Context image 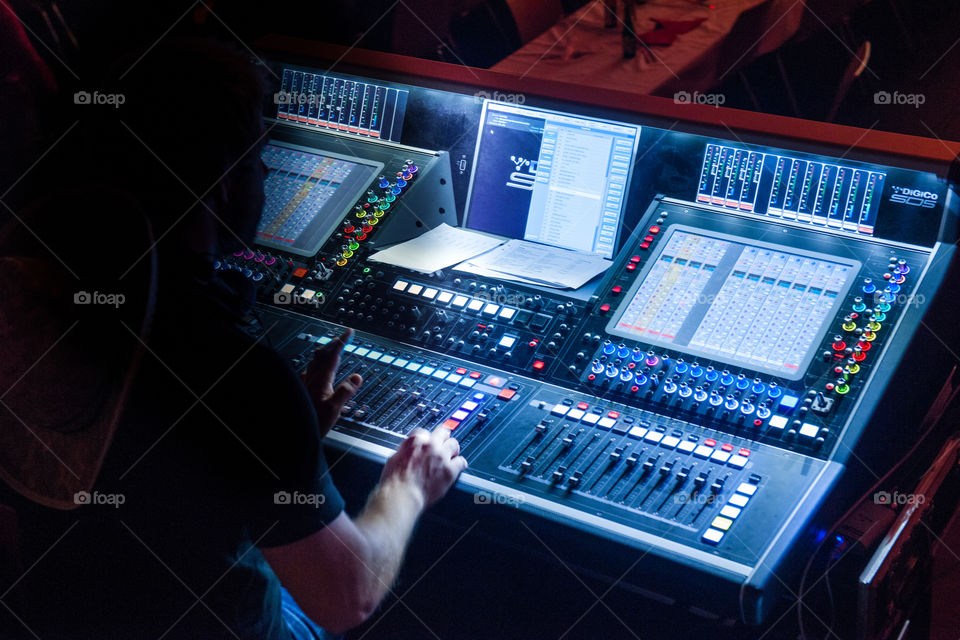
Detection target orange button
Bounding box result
[639,241,650,250]
[469,371,482,379]
[292,267,308,278]
[498,389,517,400]
[456,367,467,375]
[649,226,661,234]
[441,419,459,430]
[704,439,716,447]
[532,360,545,370]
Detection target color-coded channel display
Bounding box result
[276,68,408,142]
[696,144,885,235]
[256,143,381,256]
[607,227,859,380]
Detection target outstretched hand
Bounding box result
[302,329,363,438]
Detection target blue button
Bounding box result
[602,341,616,356]
[616,345,630,359]
[779,394,799,410]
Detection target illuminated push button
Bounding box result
[711,516,733,531]
[421,288,438,300]
[467,299,484,312]
[799,423,819,438]
[778,394,799,410]
[862,278,876,294]
[393,280,410,292]
[452,295,469,308]
[597,417,617,430]
[644,431,664,444]
[628,426,648,439]
[648,225,661,235]
[728,493,749,508]
[677,440,697,453]
[567,409,585,420]
[436,291,454,304]
[736,482,757,496]
[719,505,742,519]
[661,435,681,449]
[498,307,516,320]
[702,529,724,545]
[482,303,500,317]
[581,413,600,425]
[768,415,788,430]
[710,450,731,464]
[407,284,424,296]
[728,455,749,469]
[551,404,570,416]
[611,286,622,295]
[693,445,713,458]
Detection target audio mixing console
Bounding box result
[219,45,959,624]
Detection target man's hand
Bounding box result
[381,427,468,509]
[302,329,363,438]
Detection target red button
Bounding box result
[639,241,650,250]
[455,367,467,375]
[442,419,459,430]
[704,439,716,447]
[611,286,622,295]
[738,448,751,457]
[469,371,482,379]
[649,226,661,235]
[599,304,611,313]
[607,411,620,418]
[577,402,589,410]
[292,267,308,278]
[630,255,641,263]
[644,235,654,243]
[626,264,636,271]
[721,443,734,452]
[498,389,516,400]
[532,360,545,370]
[528,340,538,348]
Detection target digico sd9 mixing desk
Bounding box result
[227,38,960,625]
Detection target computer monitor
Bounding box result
[464,101,640,259]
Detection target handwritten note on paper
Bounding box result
[368,224,506,274]
[455,239,611,289]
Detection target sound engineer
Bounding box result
[0,37,466,640]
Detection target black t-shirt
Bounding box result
[0,278,344,639]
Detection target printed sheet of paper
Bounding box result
[455,239,611,289]
[368,224,506,274]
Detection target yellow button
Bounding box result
[711,516,733,531]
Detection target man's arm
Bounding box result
[261,332,467,634]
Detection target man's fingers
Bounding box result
[441,435,460,458]
[430,425,451,445]
[306,329,353,390]
[451,455,468,473]
[314,374,362,427]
